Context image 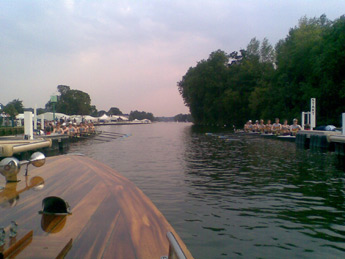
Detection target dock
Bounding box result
[250,130,345,155]
[0,131,121,159]
[0,133,94,159]
[295,130,345,155]
[234,130,345,156]
[0,138,52,157]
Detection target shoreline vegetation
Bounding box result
[1,84,193,129]
[178,15,345,128]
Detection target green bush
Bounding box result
[0,127,24,136]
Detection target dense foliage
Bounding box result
[2,99,24,117]
[2,86,157,122]
[129,110,155,121]
[178,15,345,127]
[0,99,24,126]
[108,107,123,115]
[46,85,93,115]
[174,113,193,122]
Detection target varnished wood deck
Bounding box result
[0,155,193,258]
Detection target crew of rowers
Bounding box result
[42,121,96,136]
[244,118,302,136]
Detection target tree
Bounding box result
[57,89,91,115]
[46,85,94,115]
[178,41,276,126]
[97,110,107,117]
[260,38,275,63]
[272,15,336,124]
[178,50,229,125]
[90,105,98,117]
[246,37,260,59]
[178,15,345,127]
[37,108,45,115]
[174,114,193,122]
[5,99,24,114]
[317,15,345,124]
[108,107,123,115]
[57,85,71,95]
[129,110,155,121]
[3,99,23,127]
[4,104,18,118]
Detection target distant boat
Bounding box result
[0,153,193,258]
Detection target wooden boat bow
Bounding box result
[0,155,193,259]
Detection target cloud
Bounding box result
[1,0,345,116]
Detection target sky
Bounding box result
[1,1,344,116]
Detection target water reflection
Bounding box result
[41,214,67,233]
[183,129,345,258]
[0,176,45,208]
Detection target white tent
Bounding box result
[69,115,98,123]
[84,115,98,122]
[98,114,110,121]
[16,113,37,119]
[69,115,83,123]
[16,113,25,119]
[110,115,129,121]
[37,112,69,121]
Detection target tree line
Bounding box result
[178,15,345,127]
[1,85,157,123]
[174,114,193,122]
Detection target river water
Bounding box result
[68,122,345,258]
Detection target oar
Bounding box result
[71,135,94,139]
[95,135,122,140]
[91,138,112,142]
[101,133,127,137]
[97,131,128,136]
[100,133,131,138]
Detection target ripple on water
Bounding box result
[67,124,345,259]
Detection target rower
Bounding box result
[290,118,302,136]
[79,123,85,136]
[53,124,64,135]
[62,123,68,134]
[281,119,290,135]
[272,118,282,135]
[244,122,249,132]
[248,120,254,132]
[258,119,265,133]
[67,123,76,136]
[253,120,259,132]
[264,120,272,134]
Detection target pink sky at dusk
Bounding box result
[1,0,345,116]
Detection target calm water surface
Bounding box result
[68,123,345,258]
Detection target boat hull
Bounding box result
[0,155,193,258]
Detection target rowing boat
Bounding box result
[0,154,193,258]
